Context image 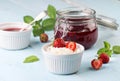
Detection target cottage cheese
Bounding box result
[46,45,81,55]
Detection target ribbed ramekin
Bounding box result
[0,22,32,50]
[42,43,84,74]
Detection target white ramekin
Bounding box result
[0,22,32,50]
[42,43,84,74]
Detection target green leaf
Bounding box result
[35,19,42,26]
[47,4,56,19]
[34,20,42,28]
[112,45,120,54]
[33,27,44,37]
[24,15,34,24]
[23,55,39,63]
[97,48,112,57]
[97,48,107,55]
[105,50,112,57]
[42,18,55,31]
[33,25,39,29]
[104,41,111,49]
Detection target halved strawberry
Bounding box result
[91,59,103,70]
[66,42,76,51]
[53,38,65,48]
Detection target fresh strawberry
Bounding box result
[99,53,110,64]
[53,38,65,48]
[66,41,76,51]
[91,59,103,70]
[40,33,48,43]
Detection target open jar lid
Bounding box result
[57,7,96,18]
[57,7,119,30]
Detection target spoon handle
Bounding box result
[30,11,47,25]
[20,11,47,32]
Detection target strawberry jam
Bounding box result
[3,28,26,32]
[55,8,98,49]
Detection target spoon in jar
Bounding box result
[19,11,47,32]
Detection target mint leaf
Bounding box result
[24,15,34,24]
[97,48,107,55]
[47,5,56,19]
[97,48,112,57]
[113,45,120,54]
[105,50,112,57]
[35,20,42,27]
[33,25,39,29]
[23,55,39,63]
[33,27,44,37]
[42,18,55,31]
[104,41,111,49]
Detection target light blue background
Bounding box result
[0,0,120,81]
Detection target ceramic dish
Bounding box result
[0,22,32,50]
[42,42,84,74]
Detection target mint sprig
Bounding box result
[97,41,120,57]
[97,41,112,57]
[23,4,56,37]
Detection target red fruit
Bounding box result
[66,42,76,51]
[53,38,65,48]
[99,53,110,63]
[91,59,103,70]
[40,33,48,43]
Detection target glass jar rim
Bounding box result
[57,7,96,17]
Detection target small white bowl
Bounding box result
[42,42,84,74]
[0,22,32,50]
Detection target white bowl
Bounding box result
[0,22,32,50]
[42,42,84,74]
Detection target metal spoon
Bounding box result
[19,11,47,32]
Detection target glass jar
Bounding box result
[54,8,98,49]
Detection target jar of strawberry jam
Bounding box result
[54,8,98,49]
